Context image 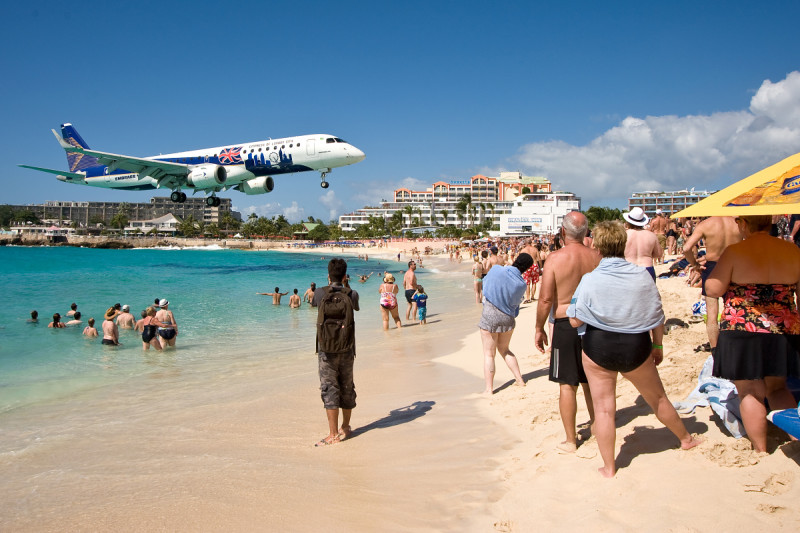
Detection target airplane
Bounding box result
[20,123,366,206]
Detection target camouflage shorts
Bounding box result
[318,351,357,410]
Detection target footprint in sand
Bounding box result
[757,503,787,514]
[745,471,794,495]
[493,519,514,532]
[704,440,762,467]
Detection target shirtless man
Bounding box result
[258,287,289,305]
[682,216,742,349]
[116,304,136,329]
[649,209,668,262]
[403,260,418,320]
[289,289,301,308]
[304,283,317,306]
[485,246,501,273]
[535,212,600,453]
[622,207,662,280]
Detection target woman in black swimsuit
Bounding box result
[141,306,165,351]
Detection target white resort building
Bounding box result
[497,192,582,236]
[338,171,571,234]
[628,189,716,218]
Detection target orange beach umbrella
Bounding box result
[671,152,800,218]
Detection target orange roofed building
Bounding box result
[339,172,554,232]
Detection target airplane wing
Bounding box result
[18,165,86,179]
[52,129,189,188]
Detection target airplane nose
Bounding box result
[349,147,366,163]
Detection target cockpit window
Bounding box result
[326,138,335,144]
[335,138,347,143]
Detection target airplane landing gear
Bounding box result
[206,195,221,207]
[319,168,331,189]
[321,181,329,189]
[171,191,187,203]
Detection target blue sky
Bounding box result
[3,1,800,221]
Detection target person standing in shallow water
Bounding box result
[478,253,532,394]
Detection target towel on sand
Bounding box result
[673,355,745,438]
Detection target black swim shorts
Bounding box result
[582,324,651,373]
[700,261,717,297]
[405,288,416,304]
[549,318,587,386]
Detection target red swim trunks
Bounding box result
[522,264,540,284]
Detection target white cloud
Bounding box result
[511,71,800,207]
[319,190,343,222]
[281,201,305,223]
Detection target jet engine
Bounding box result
[187,165,227,188]
[240,176,275,195]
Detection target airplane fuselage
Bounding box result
[67,134,364,194]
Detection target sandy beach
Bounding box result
[2,241,799,532]
[280,241,800,530]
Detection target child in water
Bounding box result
[83,317,98,337]
[413,285,428,325]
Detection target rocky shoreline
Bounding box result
[0,234,297,250]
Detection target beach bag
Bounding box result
[316,286,355,354]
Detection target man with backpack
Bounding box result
[312,258,360,446]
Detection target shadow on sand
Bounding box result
[350,400,435,440]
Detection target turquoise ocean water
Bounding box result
[0,245,446,414]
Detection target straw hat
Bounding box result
[622,207,649,227]
[104,307,119,320]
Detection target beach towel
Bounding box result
[673,355,746,438]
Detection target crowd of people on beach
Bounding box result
[31,298,178,350]
[469,210,800,477]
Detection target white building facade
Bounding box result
[497,192,581,236]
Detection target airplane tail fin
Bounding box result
[60,123,100,172]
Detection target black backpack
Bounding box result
[316,286,355,354]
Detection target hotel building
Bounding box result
[627,189,716,218]
[338,171,554,231]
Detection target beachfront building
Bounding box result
[628,189,717,218]
[4,197,241,228]
[497,192,582,236]
[124,214,181,235]
[339,172,553,232]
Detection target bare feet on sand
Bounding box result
[314,435,340,447]
[681,434,703,450]
[338,425,353,441]
[556,441,577,454]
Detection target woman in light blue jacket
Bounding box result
[478,253,533,394]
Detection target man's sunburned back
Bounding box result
[650,215,667,235]
[625,228,661,267]
[403,269,416,290]
[692,216,742,261]
[547,243,600,318]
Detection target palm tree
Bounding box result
[403,205,414,228]
[439,208,449,227]
[247,212,257,222]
